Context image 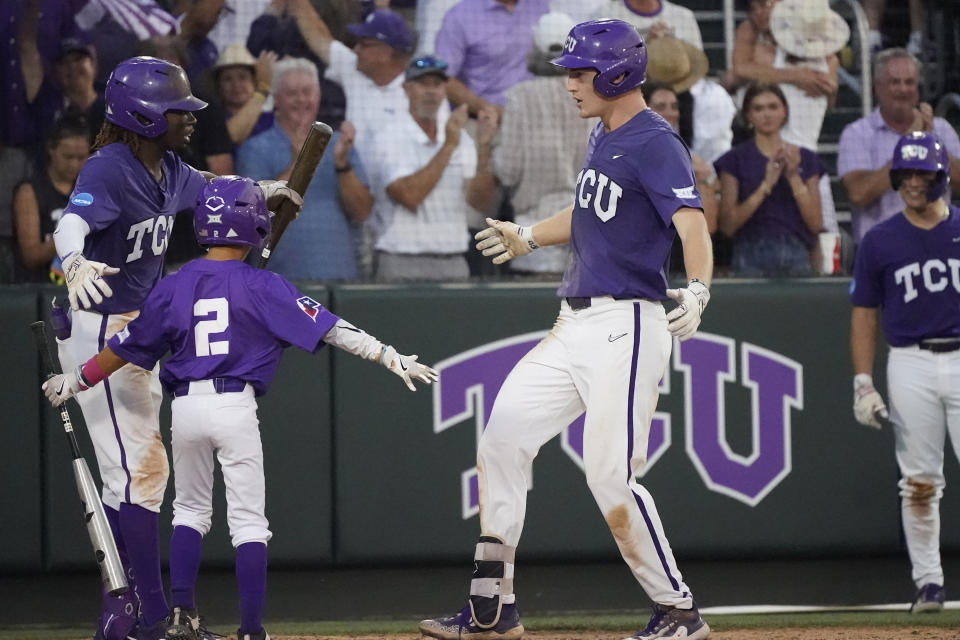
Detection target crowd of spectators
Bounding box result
[1,0,957,285]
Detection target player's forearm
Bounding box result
[53,214,91,259]
[386,144,455,211]
[530,205,573,247]
[850,306,878,375]
[842,165,891,208]
[323,320,385,361]
[674,208,713,286]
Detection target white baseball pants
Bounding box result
[887,346,960,588]
[170,383,272,547]
[477,297,693,607]
[57,310,168,512]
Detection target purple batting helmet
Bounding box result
[550,19,647,97]
[890,131,950,203]
[104,56,207,138]
[194,176,271,249]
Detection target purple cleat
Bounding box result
[419,602,524,640]
[625,602,710,639]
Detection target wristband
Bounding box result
[518,226,539,252]
[335,164,352,174]
[80,355,109,388]
[853,373,873,391]
[255,86,270,98]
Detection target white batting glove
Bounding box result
[62,251,120,311]
[475,217,539,265]
[258,180,304,216]
[41,367,89,407]
[379,345,439,392]
[665,279,710,342]
[853,373,889,429]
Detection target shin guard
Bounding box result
[468,535,515,629]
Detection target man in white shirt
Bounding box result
[592,0,702,50]
[366,56,498,281]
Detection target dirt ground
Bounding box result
[266,630,960,640]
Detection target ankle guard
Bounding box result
[468,535,515,629]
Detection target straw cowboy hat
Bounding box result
[770,0,850,59]
[214,43,257,72]
[644,37,709,94]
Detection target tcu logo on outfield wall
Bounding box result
[432,332,803,519]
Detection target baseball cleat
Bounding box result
[95,588,141,640]
[910,583,945,613]
[165,606,199,640]
[626,602,710,639]
[237,628,271,640]
[419,602,524,640]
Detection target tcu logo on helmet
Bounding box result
[433,332,803,518]
[564,35,577,52]
[901,144,929,161]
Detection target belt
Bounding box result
[173,377,248,397]
[918,339,960,353]
[565,297,592,310]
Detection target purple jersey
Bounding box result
[558,110,701,300]
[63,143,207,314]
[850,205,960,346]
[107,259,340,396]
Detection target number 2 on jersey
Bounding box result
[194,297,229,357]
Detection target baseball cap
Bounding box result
[57,36,95,62]
[347,10,414,52]
[405,56,448,81]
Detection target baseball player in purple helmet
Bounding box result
[420,19,712,640]
[43,176,438,640]
[851,131,959,614]
[50,57,302,640]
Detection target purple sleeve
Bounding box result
[175,156,208,212]
[634,132,702,225]
[799,148,825,181]
[107,281,175,370]
[434,9,466,77]
[713,147,737,178]
[255,273,340,353]
[63,157,123,231]
[850,233,882,308]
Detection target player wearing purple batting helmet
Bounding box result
[851,130,960,613]
[105,56,207,138]
[550,19,647,97]
[421,17,712,640]
[890,131,950,204]
[194,176,271,250]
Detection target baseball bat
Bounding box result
[257,121,334,268]
[31,320,129,596]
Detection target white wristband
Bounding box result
[853,373,874,391]
[518,226,539,252]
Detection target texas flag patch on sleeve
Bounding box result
[296,296,321,321]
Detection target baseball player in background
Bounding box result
[43,176,439,640]
[51,57,301,640]
[419,19,713,640]
[850,131,960,613]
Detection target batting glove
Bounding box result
[258,180,304,216]
[665,279,710,342]
[62,251,120,311]
[379,345,439,392]
[41,367,90,407]
[475,217,539,265]
[853,373,890,429]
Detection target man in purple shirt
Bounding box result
[850,132,960,615]
[838,48,960,243]
[51,56,301,640]
[435,0,549,112]
[420,20,712,640]
[44,176,437,640]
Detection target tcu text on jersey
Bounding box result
[125,215,175,263]
[576,169,623,222]
[894,258,960,302]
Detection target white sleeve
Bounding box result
[325,40,356,85]
[53,213,91,259]
[323,319,386,362]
